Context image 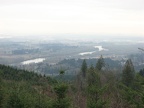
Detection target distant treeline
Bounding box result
[12,49,39,55]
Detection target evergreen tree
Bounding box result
[122,59,135,87]
[87,65,106,108]
[96,55,105,71]
[53,83,70,108]
[81,59,87,78]
[87,65,99,87]
[52,71,70,108]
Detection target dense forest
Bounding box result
[0,55,144,108]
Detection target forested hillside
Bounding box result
[0,56,144,108]
[0,64,58,108]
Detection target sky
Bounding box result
[0,0,144,37]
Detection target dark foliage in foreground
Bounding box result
[0,56,144,108]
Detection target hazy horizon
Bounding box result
[0,34,144,42]
[0,0,144,36]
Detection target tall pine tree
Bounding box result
[96,55,105,71]
[87,65,106,108]
[122,59,135,87]
[81,59,87,78]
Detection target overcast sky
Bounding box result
[0,0,144,36]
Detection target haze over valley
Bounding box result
[0,35,144,75]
